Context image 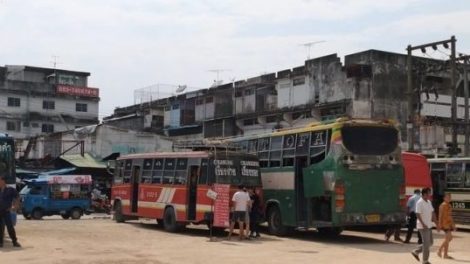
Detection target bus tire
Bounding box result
[267,206,288,236]
[32,208,43,220]
[163,207,181,233]
[317,227,343,237]
[70,208,82,220]
[114,201,125,223]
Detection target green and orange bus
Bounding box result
[227,118,406,236]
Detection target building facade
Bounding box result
[0,65,100,154]
[104,49,469,156]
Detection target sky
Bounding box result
[1,0,470,119]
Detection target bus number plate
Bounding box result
[366,214,380,223]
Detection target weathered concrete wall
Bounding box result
[306,54,350,104]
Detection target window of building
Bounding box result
[6,121,20,132]
[235,90,243,97]
[293,77,305,86]
[244,89,254,96]
[76,103,88,112]
[172,104,179,110]
[196,98,204,105]
[206,96,213,103]
[7,97,20,107]
[265,115,278,123]
[31,123,39,128]
[41,124,54,133]
[243,118,259,126]
[43,100,55,110]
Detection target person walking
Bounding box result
[0,175,21,248]
[404,189,423,244]
[385,225,402,242]
[249,187,262,238]
[411,188,438,264]
[228,185,251,240]
[437,193,456,259]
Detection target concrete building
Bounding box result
[0,65,100,154]
[104,49,470,156]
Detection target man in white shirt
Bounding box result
[228,185,251,240]
[411,188,439,264]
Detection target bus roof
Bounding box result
[428,157,470,163]
[226,117,397,141]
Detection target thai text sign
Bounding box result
[56,85,99,97]
[213,184,230,228]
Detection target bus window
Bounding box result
[240,160,261,186]
[258,138,269,167]
[269,136,282,167]
[296,133,310,156]
[447,163,464,188]
[142,159,153,183]
[175,158,188,184]
[151,159,164,183]
[341,126,398,155]
[248,140,258,154]
[310,130,328,164]
[123,160,132,183]
[282,134,296,167]
[114,161,124,184]
[163,158,176,184]
[465,164,470,188]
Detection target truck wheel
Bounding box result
[23,213,31,220]
[61,213,71,219]
[70,208,82,220]
[267,206,288,236]
[32,208,43,220]
[114,201,125,223]
[163,207,181,232]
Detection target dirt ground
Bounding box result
[1,215,469,264]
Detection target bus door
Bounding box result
[295,156,308,226]
[130,166,141,213]
[187,165,199,220]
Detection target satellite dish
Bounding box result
[176,85,187,93]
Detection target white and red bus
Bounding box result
[111,151,261,232]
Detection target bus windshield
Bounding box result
[341,126,398,155]
[213,158,261,186]
[0,142,15,183]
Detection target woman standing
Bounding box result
[437,193,456,259]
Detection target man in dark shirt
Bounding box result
[0,175,21,247]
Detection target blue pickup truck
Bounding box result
[20,175,92,220]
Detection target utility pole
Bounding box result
[406,45,414,151]
[457,54,470,155]
[406,36,457,154]
[450,36,458,156]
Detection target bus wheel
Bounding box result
[113,201,125,223]
[267,206,288,236]
[317,227,343,237]
[32,208,43,220]
[61,213,71,219]
[70,208,82,220]
[163,207,181,233]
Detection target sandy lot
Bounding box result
[1,215,469,264]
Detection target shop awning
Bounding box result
[59,153,106,169]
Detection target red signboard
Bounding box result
[213,184,230,228]
[56,85,99,97]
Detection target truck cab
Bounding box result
[20,175,92,220]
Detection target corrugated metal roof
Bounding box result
[60,153,106,169]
